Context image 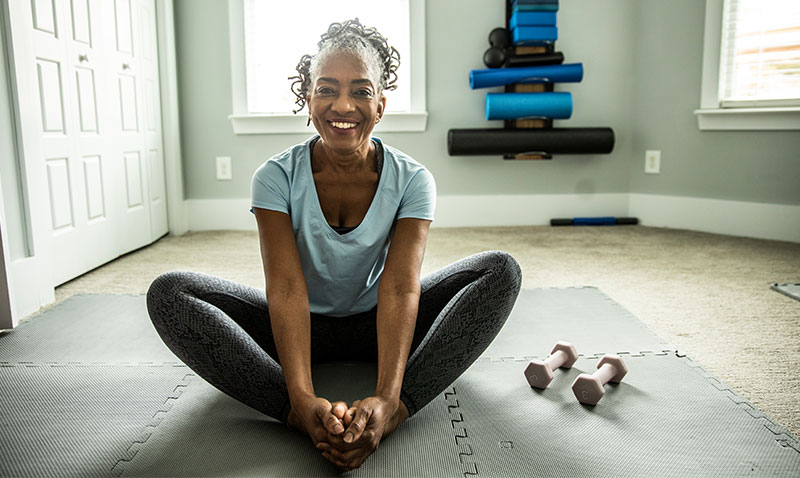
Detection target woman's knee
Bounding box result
[474,250,522,291]
[146,271,206,323]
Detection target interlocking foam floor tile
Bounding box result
[451,354,800,477]
[0,294,178,363]
[0,363,192,477]
[118,371,469,477]
[482,288,674,359]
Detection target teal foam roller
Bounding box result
[470,63,583,89]
[486,92,572,120]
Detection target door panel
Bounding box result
[45,157,73,231]
[69,0,91,45]
[35,58,65,132]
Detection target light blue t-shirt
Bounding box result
[250,135,436,317]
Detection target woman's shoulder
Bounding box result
[254,137,313,175]
[378,139,429,174]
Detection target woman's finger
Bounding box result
[316,405,344,435]
[343,403,372,443]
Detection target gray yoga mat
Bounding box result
[482,287,674,359]
[1,290,798,477]
[0,294,179,363]
[0,363,191,477]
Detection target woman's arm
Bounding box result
[253,208,345,441]
[254,208,314,403]
[374,217,431,403]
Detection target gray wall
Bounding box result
[173,0,799,205]
[174,0,636,200]
[629,0,800,205]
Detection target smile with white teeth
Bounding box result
[329,120,358,129]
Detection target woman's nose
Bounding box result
[331,93,355,113]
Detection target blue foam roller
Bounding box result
[573,217,617,226]
[510,11,557,29]
[485,92,572,120]
[470,63,583,89]
[512,26,558,45]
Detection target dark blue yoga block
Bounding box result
[513,4,559,12]
[512,26,558,45]
[512,0,559,5]
[485,92,572,120]
[509,11,557,29]
[470,63,583,89]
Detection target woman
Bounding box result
[147,19,522,471]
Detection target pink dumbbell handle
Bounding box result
[544,350,569,371]
[593,363,619,385]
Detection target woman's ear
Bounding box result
[377,94,387,117]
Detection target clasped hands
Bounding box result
[288,394,400,472]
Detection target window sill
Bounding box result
[694,107,800,131]
[228,111,428,135]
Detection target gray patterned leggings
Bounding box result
[146,250,521,422]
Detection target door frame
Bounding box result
[0,0,186,324]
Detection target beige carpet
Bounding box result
[48,225,800,436]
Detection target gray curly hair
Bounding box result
[288,18,401,115]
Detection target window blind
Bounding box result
[719,0,800,107]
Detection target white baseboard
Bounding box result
[185,194,631,232]
[629,194,800,243]
[185,194,800,243]
[432,194,630,227]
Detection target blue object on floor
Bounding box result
[485,92,572,120]
[470,63,583,89]
[509,11,557,29]
[512,26,558,45]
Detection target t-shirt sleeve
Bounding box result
[250,159,290,215]
[396,168,436,221]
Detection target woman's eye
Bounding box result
[355,89,373,97]
[317,87,335,94]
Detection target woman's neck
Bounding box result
[312,138,375,175]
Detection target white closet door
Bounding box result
[6,0,167,286]
[137,0,167,241]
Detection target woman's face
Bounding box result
[307,51,386,156]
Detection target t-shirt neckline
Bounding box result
[304,135,387,240]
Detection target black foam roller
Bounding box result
[507,51,564,68]
[447,128,616,156]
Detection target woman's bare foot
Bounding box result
[286,407,304,432]
[383,400,409,438]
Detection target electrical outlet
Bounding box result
[645,150,661,174]
[216,156,232,180]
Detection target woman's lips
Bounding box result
[327,120,359,134]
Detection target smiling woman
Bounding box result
[146,18,522,473]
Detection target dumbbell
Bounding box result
[524,341,578,389]
[483,27,510,68]
[571,354,628,405]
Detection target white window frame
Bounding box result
[227,0,427,135]
[694,0,800,130]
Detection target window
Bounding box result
[695,0,800,130]
[228,0,427,134]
